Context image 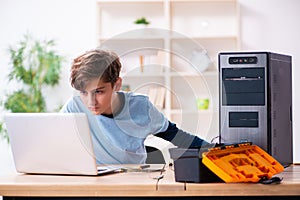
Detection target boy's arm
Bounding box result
[154,121,210,148]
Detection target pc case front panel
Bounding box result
[219,53,269,151]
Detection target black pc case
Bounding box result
[219,52,293,166]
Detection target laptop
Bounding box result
[4,113,120,175]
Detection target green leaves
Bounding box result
[134,17,150,25]
[0,33,64,142]
[4,90,46,113]
[7,34,63,89]
[0,122,9,143]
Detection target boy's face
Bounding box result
[79,78,121,115]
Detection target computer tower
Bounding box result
[219,52,293,166]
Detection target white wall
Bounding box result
[0,0,98,109]
[0,0,299,176]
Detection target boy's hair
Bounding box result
[70,49,121,91]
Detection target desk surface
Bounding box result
[0,165,300,197]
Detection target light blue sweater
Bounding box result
[61,92,169,164]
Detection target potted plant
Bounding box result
[134,17,150,27]
[0,33,64,142]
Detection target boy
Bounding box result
[61,49,210,164]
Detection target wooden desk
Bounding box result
[159,164,300,196]
[0,165,300,199]
[0,169,163,197]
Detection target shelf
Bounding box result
[100,29,239,41]
[121,72,165,78]
[170,109,216,114]
[170,35,239,40]
[97,0,239,138]
[121,66,218,78]
[99,28,170,41]
[97,1,166,38]
[99,38,165,57]
[98,0,164,2]
[170,0,237,2]
[169,71,217,77]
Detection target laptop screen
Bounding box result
[4,113,99,175]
